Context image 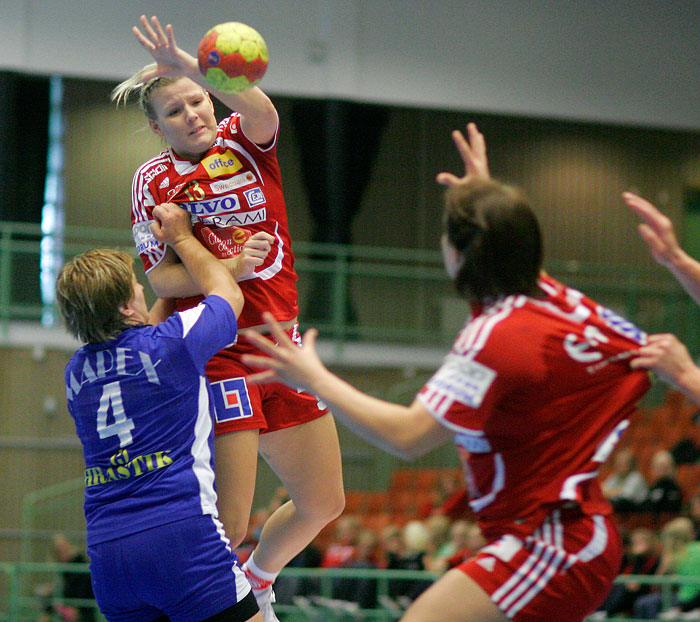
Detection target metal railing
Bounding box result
[1,220,698,351]
[1,562,698,622]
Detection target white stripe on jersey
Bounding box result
[469,453,505,512]
[454,295,522,359]
[573,515,608,563]
[238,221,284,282]
[219,138,266,183]
[210,516,253,599]
[192,375,218,515]
[179,304,206,338]
[490,512,608,619]
[131,153,171,271]
[420,296,518,429]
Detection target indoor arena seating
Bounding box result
[313,467,463,550]
[602,391,700,532]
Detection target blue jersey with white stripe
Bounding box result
[65,295,237,545]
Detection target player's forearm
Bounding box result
[671,364,700,407]
[309,370,442,459]
[148,257,240,298]
[666,250,700,306]
[148,261,205,298]
[170,236,243,314]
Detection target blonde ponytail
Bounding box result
[111,64,181,121]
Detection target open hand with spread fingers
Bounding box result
[436,122,490,187]
[242,312,326,393]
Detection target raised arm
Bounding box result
[133,15,278,144]
[150,202,243,315]
[436,122,490,187]
[241,313,453,460]
[624,191,700,305]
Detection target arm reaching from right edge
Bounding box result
[631,334,700,406]
[150,202,244,316]
[624,192,700,406]
[241,313,453,461]
[624,191,700,304]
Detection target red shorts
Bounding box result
[458,509,622,622]
[206,325,328,435]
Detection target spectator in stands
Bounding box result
[386,520,433,606]
[422,514,453,570]
[445,522,486,571]
[602,447,649,513]
[641,450,684,514]
[689,493,700,540]
[38,533,96,622]
[321,515,363,568]
[634,517,700,619]
[594,527,660,618]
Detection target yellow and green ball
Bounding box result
[197,22,269,93]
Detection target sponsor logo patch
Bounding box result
[132,220,158,252]
[202,150,243,178]
[428,354,496,409]
[597,305,647,343]
[244,187,265,207]
[197,207,267,228]
[211,172,257,194]
[211,378,253,422]
[182,194,241,216]
[144,163,168,183]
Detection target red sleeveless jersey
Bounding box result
[418,275,651,542]
[130,112,298,329]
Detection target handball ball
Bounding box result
[197,22,269,93]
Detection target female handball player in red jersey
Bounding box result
[112,15,344,621]
[242,124,652,622]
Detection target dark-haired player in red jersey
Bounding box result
[112,15,344,622]
[241,123,652,622]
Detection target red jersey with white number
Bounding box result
[418,274,650,542]
[130,112,298,329]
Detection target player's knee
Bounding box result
[301,487,345,524]
[327,488,346,521]
[220,514,250,549]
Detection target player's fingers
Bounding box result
[261,311,296,346]
[165,23,177,48]
[451,130,473,163]
[646,333,672,344]
[244,369,279,385]
[149,16,168,44]
[139,15,159,43]
[250,231,275,243]
[242,330,279,356]
[245,240,271,253]
[242,353,280,370]
[132,26,152,49]
[436,172,461,187]
[630,355,655,370]
[624,192,665,228]
[466,123,485,155]
[637,225,665,255]
[302,328,319,350]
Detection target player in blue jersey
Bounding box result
[56,202,263,622]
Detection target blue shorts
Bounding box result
[88,515,252,622]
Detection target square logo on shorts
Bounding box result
[211,378,253,422]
